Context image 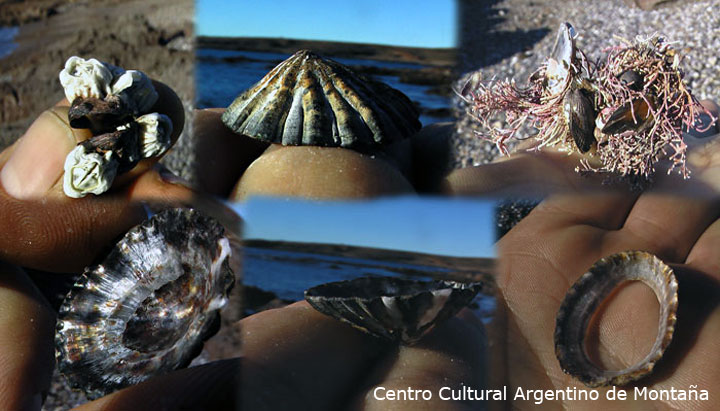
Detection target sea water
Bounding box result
[196,48,453,125]
[0,26,19,59]
[243,245,496,323]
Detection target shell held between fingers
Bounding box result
[59,56,173,198]
[55,208,235,400]
[554,251,678,387]
[304,276,483,345]
[221,49,421,149]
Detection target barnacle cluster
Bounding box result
[59,57,173,198]
[462,23,715,179]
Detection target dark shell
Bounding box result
[55,208,235,399]
[221,50,421,149]
[555,251,678,387]
[601,97,655,135]
[304,276,482,344]
[565,88,597,153]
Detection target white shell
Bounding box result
[135,113,173,158]
[59,56,158,115]
[59,56,115,102]
[63,144,119,198]
[111,70,159,114]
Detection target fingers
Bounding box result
[685,218,720,281]
[351,311,487,411]
[0,165,239,272]
[192,108,269,196]
[0,80,184,201]
[441,150,608,198]
[608,193,720,262]
[0,181,148,271]
[75,359,241,411]
[0,262,55,410]
[0,107,92,199]
[239,301,390,410]
[104,304,486,411]
[128,167,243,238]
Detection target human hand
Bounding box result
[0,80,193,273]
[0,82,245,409]
[4,300,483,410]
[442,101,720,409]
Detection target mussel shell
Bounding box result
[618,70,644,92]
[554,251,678,387]
[304,276,482,344]
[550,22,576,69]
[221,50,421,149]
[601,97,655,135]
[565,88,597,153]
[55,208,234,399]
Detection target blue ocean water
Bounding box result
[0,26,19,59]
[196,48,453,125]
[243,246,496,322]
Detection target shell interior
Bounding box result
[221,49,421,149]
[304,276,482,344]
[55,208,235,399]
[554,250,678,387]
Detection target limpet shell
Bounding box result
[304,276,482,344]
[554,251,678,387]
[55,208,234,399]
[221,49,421,149]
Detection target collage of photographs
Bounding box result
[0,0,718,409]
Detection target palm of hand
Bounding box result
[493,147,720,409]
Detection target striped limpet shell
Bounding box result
[554,251,678,387]
[55,208,234,399]
[304,276,482,344]
[221,49,421,149]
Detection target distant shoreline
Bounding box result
[197,36,456,67]
[244,238,496,279]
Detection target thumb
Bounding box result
[0,107,91,200]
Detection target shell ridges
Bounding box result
[305,276,482,345]
[221,50,421,149]
[55,208,234,399]
[554,250,678,387]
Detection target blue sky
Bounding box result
[196,0,457,48]
[233,196,496,258]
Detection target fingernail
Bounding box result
[156,163,192,188]
[0,109,78,199]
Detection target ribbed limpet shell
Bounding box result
[554,251,678,387]
[221,50,421,149]
[55,208,234,399]
[304,276,482,344]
